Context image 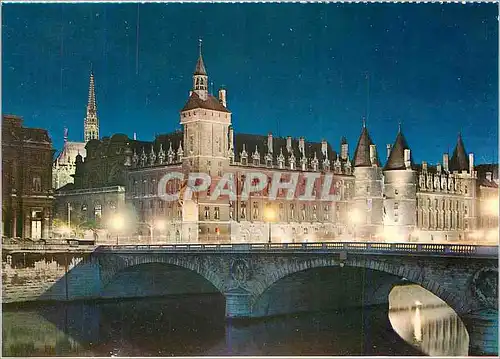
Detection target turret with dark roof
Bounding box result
[353,122,379,167]
[384,125,413,171]
[449,133,469,172]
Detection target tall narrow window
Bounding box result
[32,176,42,192]
[204,207,210,219]
[214,207,220,220]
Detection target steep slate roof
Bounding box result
[353,126,379,167]
[449,134,469,172]
[233,133,337,165]
[384,130,413,171]
[194,53,207,76]
[181,92,230,113]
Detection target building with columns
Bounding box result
[2,114,54,239]
[55,45,498,244]
[52,71,99,190]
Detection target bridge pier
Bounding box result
[225,290,253,318]
[463,309,498,356]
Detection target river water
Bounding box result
[2,294,467,356]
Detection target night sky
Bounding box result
[2,2,498,164]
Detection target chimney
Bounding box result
[218,88,227,108]
[229,126,234,150]
[486,171,493,182]
[299,137,305,155]
[133,132,137,141]
[469,153,474,174]
[321,139,328,156]
[437,163,442,174]
[341,142,348,160]
[369,144,377,166]
[422,161,428,172]
[443,153,449,173]
[189,90,193,97]
[267,133,273,153]
[286,136,292,152]
[386,144,392,160]
[404,149,411,169]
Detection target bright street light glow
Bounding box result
[264,207,276,222]
[155,219,166,230]
[112,215,124,231]
[483,198,499,216]
[348,209,363,225]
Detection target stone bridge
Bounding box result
[2,242,498,354]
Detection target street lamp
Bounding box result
[111,214,124,245]
[264,207,276,243]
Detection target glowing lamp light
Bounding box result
[486,228,498,242]
[484,198,499,217]
[349,209,363,225]
[111,215,124,231]
[155,219,166,231]
[264,207,276,222]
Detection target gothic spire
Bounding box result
[192,40,208,100]
[84,69,99,142]
[194,39,207,76]
[88,71,97,113]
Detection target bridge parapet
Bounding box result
[93,242,498,258]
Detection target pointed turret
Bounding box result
[192,39,208,100]
[84,70,99,142]
[353,120,378,167]
[194,40,207,76]
[384,125,412,171]
[449,133,469,172]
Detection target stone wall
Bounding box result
[2,249,99,303]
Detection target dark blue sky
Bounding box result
[2,2,498,164]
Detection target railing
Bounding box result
[93,242,498,257]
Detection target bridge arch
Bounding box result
[248,256,465,316]
[96,254,226,295]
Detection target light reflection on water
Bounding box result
[3,295,420,357]
[389,285,469,356]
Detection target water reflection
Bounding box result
[389,285,469,356]
[3,295,420,357]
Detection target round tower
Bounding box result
[382,125,417,242]
[352,120,384,240]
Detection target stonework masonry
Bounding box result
[2,246,498,354]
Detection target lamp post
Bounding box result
[264,207,276,244]
[67,203,71,234]
[111,214,124,245]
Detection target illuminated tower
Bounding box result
[84,71,99,142]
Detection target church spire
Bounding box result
[192,39,208,100]
[84,69,99,142]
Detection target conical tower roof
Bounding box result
[353,122,378,167]
[384,127,412,171]
[194,40,207,76]
[449,133,469,172]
